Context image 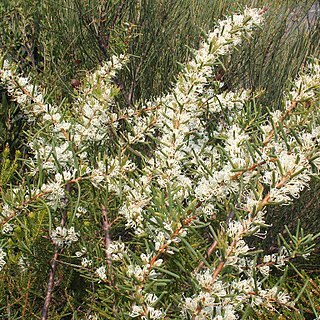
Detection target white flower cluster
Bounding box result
[76,206,87,218]
[51,226,79,247]
[119,178,152,234]
[28,139,75,174]
[72,55,127,145]
[184,264,293,319]
[75,247,87,257]
[0,247,6,271]
[81,257,92,268]
[106,240,126,261]
[0,60,47,117]
[95,265,107,282]
[18,255,29,272]
[0,203,14,220]
[289,59,320,102]
[127,252,163,282]
[259,246,289,276]
[130,293,165,320]
[207,8,263,56]
[1,204,14,234]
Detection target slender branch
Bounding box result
[11,79,70,139]
[208,171,292,281]
[148,211,200,271]
[41,250,59,320]
[41,184,71,320]
[194,210,235,273]
[192,169,296,318]
[101,204,112,268]
[21,272,32,319]
[194,240,217,273]
[231,158,277,181]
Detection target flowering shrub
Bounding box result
[0,7,320,319]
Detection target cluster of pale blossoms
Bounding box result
[1,203,14,234]
[106,240,127,261]
[0,247,6,271]
[181,58,320,317]
[130,293,165,320]
[183,243,293,319]
[51,226,79,247]
[184,273,292,320]
[95,265,107,282]
[109,8,320,319]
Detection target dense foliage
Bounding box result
[0,1,320,319]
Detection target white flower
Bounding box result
[270,110,282,123]
[106,241,126,261]
[0,204,14,223]
[195,268,213,289]
[76,206,87,218]
[145,293,158,305]
[130,305,144,318]
[223,304,237,320]
[75,247,87,257]
[227,221,244,238]
[2,223,13,234]
[51,226,79,247]
[127,264,147,282]
[81,257,92,267]
[90,169,105,187]
[0,248,6,271]
[95,265,107,281]
[18,255,28,272]
[146,306,164,319]
[154,231,166,251]
[259,265,270,277]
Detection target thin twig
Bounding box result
[194,240,218,273]
[41,184,71,320]
[148,211,200,271]
[41,250,59,320]
[194,210,235,273]
[21,272,32,319]
[192,168,297,318]
[99,1,126,54]
[101,204,112,268]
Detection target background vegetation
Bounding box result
[0,0,319,318]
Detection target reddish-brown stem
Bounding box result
[195,210,235,273]
[41,251,59,320]
[41,184,70,320]
[212,261,226,281]
[21,272,32,318]
[194,240,218,273]
[148,213,199,270]
[101,204,112,268]
[231,158,278,181]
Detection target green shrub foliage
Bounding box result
[0,7,320,320]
